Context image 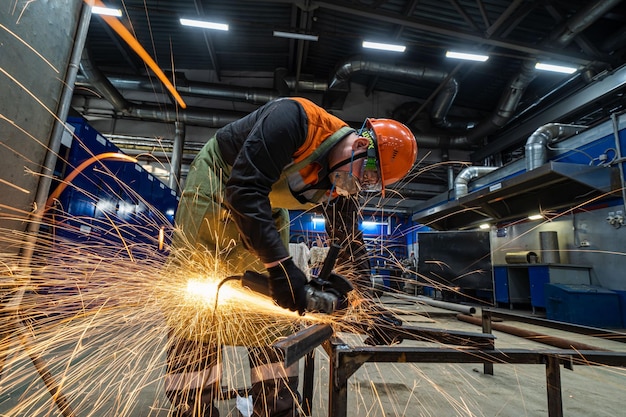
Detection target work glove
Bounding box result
[267,257,308,315]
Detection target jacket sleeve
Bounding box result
[224,100,307,264]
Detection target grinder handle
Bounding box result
[241,271,272,297]
[317,243,341,280]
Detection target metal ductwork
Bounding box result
[525,123,588,171]
[79,49,246,127]
[328,57,461,128]
[459,0,619,149]
[548,0,624,46]
[450,60,538,148]
[76,73,281,105]
[454,166,498,198]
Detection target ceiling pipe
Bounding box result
[328,57,466,129]
[76,73,281,105]
[454,166,498,198]
[451,59,538,148]
[548,0,624,46]
[79,49,245,127]
[524,123,588,171]
[169,121,185,192]
[467,0,620,147]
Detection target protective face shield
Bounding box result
[329,146,382,196]
[357,139,382,193]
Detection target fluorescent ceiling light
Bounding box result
[92,6,122,17]
[180,18,229,31]
[446,50,489,62]
[528,214,544,220]
[535,62,577,74]
[273,31,318,41]
[479,223,490,229]
[362,221,387,227]
[362,41,406,53]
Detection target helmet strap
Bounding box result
[328,151,367,173]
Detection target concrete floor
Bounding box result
[0,296,625,417]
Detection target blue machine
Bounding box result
[545,284,623,328]
[48,117,178,256]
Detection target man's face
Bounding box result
[330,152,382,196]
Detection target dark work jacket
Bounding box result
[216,97,356,264]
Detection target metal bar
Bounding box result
[485,308,626,343]
[353,322,495,348]
[333,346,626,366]
[325,337,357,417]
[545,355,564,417]
[482,310,494,375]
[272,324,333,367]
[302,351,315,416]
[458,314,609,351]
[484,0,524,38]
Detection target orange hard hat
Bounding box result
[364,118,417,190]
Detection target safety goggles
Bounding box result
[354,152,382,193]
[329,143,382,194]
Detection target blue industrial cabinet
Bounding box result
[545,284,623,328]
[52,117,179,252]
[493,266,509,304]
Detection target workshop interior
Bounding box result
[2,1,626,416]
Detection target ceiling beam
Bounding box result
[313,0,600,65]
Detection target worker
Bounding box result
[165,97,417,417]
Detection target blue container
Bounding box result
[545,284,623,328]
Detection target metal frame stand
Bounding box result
[310,311,626,417]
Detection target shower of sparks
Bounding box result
[2,6,626,417]
[0,140,624,417]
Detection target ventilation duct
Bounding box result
[524,123,588,171]
[328,57,462,129]
[79,49,246,127]
[454,166,499,198]
[369,0,618,152]
[459,0,620,149]
[76,73,281,105]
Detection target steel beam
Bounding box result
[272,323,333,367]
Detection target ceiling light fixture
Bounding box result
[446,50,489,62]
[273,31,318,41]
[528,214,544,220]
[535,62,577,74]
[479,223,490,229]
[91,6,122,17]
[362,41,406,53]
[180,18,229,31]
[312,215,325,224]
